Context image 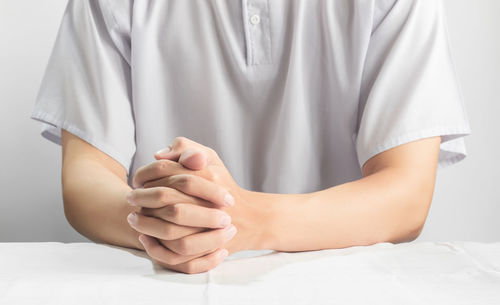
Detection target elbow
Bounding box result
[62,185,90,239]
[61,175,90,237]
[404,180,434,242]
[386,189,433,244]
[394,171,435,243]
[383,220,425,244]
[62,185,72,223]
[404,221,425,242]
[62,193,101,244]
[62,189,79,233]
[384,219,425,244]
[62,172,78,229]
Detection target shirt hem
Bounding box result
[30,110,132,177]
[357,125,472,171]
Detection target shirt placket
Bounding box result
[242,0,272,66]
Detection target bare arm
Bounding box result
[248,136,441,251]
[61,129,144,250]
[131,135,441,257]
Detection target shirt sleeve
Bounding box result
[355,0,472,171]
[30,0,135,176]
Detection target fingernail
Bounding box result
[225,225,237,241]
[138,235,147,246]
[224,193,235,206]
[155,146,172,158]
[126,192,135,205]
[218,248,229,259]
[220,215,231,227]
[127,212,137,227]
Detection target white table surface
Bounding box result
[1,241,499,304]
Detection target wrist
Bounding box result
[238,189,279,251]
[239,189,317,252]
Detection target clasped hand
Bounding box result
[126,137,261,274]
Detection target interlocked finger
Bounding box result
[127,212,205,240]
[139,203,231,229]
[143,174,234,207]
[139,234,224,268]
[162,224,237,256]
[127,186,211,208]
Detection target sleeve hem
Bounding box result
[357,125,471,171]
[30,110,132,176]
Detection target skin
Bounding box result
[61,129,441,274]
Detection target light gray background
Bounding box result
[0,0,498,243]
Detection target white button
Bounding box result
[249,14,260,25]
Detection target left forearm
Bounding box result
[246,168,432,252]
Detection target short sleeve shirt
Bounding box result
[31,0,472,193]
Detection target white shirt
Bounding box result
[31,0,471,193]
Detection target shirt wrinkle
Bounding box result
[31,0,471,192]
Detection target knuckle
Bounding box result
[165,205,176,218]
[207,170,221,182]
[202,170,215,181]
[211,171,221,181]
[167,204,183,221]
[153,160,168,175]
[176,238,191,256]
[155,188,170,203]
[175,174,194,193]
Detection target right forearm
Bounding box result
[62,158,144,250]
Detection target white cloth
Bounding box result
[1,242,499,304]
[31,0,471,192]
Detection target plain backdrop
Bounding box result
[0,0,499,243]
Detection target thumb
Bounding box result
[155,147,208,170]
